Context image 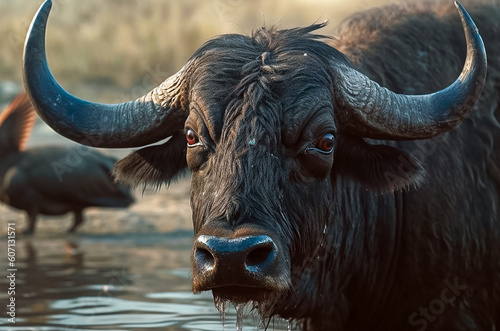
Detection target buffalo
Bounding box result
[23,0,499,330]
[0,93,134,234]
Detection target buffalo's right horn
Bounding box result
[333,1,487,140]
[23,0,187,148]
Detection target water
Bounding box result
[235,304,245,331]
[0,232,293,330]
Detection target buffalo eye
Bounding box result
[299,132,335,179]
[311,133,335,154]
[186,128,202,147]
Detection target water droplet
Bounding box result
[249,139,256,146]
[234,303,245,331]
[215,298,228,327]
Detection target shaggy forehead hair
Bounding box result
[185,23,351,140]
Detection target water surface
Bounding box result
[0,232,293,330]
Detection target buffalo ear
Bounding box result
[113,132,188,189]
[334,135,425,192]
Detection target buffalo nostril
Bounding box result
[195,247,215,270]
[246,246,273,266]
[245,242,275,272]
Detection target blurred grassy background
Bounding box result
[0,0,392,102]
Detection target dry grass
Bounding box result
[0,0,391,99]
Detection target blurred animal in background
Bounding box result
[0,93,135,234]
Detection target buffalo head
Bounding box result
[23,0,486,322]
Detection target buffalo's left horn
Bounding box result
[334,1,487,140]
[23,0,186,148]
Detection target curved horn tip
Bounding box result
[33,0,53,24]
[454,0,487,72]
[41,0,53,9]
[23,0,53,58]
[23,0,55,121]
[454,1,479,34]
[454,1,465,12]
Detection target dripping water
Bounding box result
[235,302,245,331]
[215,298,229,328]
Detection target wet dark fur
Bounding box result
[116,1,500,330]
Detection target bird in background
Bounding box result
[0,93,135,234]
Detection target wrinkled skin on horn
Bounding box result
[333,3,486,140]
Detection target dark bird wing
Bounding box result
[0,93,37,153]
[11,147,135,211]
[56,150,136,208]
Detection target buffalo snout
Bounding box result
[192,233,290,302]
